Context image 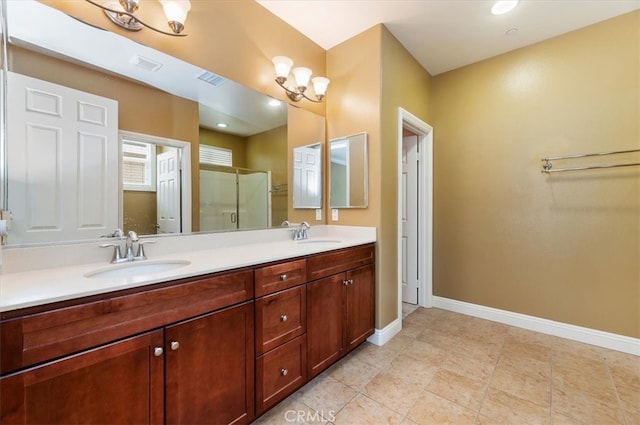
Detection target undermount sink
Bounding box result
[84,260,191,279]
[297,239,342,245]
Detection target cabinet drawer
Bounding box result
[255,259,306,297]
[255,286,306,355]
[307,244,375,281]
[256,335,306,415]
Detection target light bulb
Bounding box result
[491,0,518,15]
[159,0,191,33]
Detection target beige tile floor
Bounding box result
[254,306,640,425]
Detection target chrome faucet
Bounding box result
[291,221,310,241]
[125,230,139,261]
[100,229,153,263]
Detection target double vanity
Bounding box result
[0,225,376,424]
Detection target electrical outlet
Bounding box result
[331,209,339,221]
[315,209,322,220]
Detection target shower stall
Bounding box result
[200,165,271,231]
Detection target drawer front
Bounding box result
[256,335,306,415]
[255,259,306,297]
[256,286,306,355]
[1,269,253,375]
[307,244,375,281]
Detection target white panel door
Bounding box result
[293,147,321,207]
[7,72,118,244]
[402,135,419,304]
[156,148,181,234]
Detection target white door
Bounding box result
[7,71,118,244]
[293,146,321,207]
[156,148,181,234]
[402,134,419,304]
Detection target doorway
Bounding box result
[397,108,433,320]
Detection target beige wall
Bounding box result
[431,11,640,338]
[327,25,432,328]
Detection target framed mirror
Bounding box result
[329,132,368,208]
[292,143,322,209]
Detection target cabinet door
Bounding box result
[0,330,164,425]
[346,264,375,351]
[307,274,345,378]
[165,301,254,425]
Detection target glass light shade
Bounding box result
[159,0,192,25]
[272,56,294,79]
[311,77,330,96]
[292,67,312,89]
[491,0,518,15]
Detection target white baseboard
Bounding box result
[367,318,402,346]
[432,296,640,356]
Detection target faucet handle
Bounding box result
[136,240,156,260]
[99,243,123,263]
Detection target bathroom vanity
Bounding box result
[0,227,375,424]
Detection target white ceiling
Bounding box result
[257,0,640,75]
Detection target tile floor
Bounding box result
[254,306,640,425]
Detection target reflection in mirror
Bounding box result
[1,0,293,246]
[330,133,368,208]
[293,143,322,209]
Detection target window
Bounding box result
[199,145,232,167]
[122,139,156,191]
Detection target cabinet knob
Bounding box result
[153,347,163,357]
[280,273,288,281]
[170,341,180,351]
[343,280,350,286]
[281,314,288,322]
[281,368,288,376]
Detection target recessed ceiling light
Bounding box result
[217,123,228,128]
[491,0,518,15]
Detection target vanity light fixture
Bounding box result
[272,56,330,103]
[85,0,191,36]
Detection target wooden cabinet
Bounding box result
[165,302,254,425]
[1,330,164,424]
[307,245,375,379]
[1,243,375,423]
[1,269,254,425]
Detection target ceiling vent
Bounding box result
[130,55,163,72]
[197,71,226,87]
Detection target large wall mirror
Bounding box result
[0,0,325,246]
[330,132,368,208]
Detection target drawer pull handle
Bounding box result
[280,273,288,281]
[281,314,288,322]
[153,347,163,357]
[170,341,180,351]
[281,368,288,376]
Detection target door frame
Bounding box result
[119,130,192,234]
[397,108,433,320]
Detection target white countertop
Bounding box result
[0,225,376,312]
